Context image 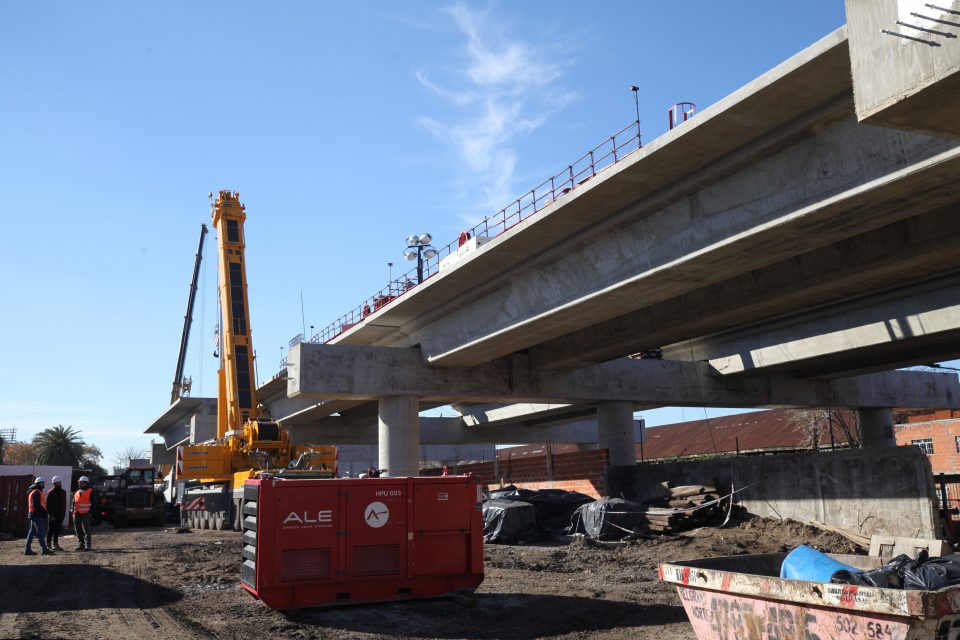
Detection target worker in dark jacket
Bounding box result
[24,477,54,556]
[45,476,67,551]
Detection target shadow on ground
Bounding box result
[0,564,181,613]
[295,593,688,639]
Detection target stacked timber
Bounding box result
[642,484,725,533]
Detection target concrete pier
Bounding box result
[859,408,896,448]
[597,401,637,466]
[378,395,420,476]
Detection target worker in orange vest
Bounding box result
[24,477,54,556]
[72,476,94,551]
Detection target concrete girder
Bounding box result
[276,399,368,427]
[528,203,960,371]
[333,31,854,350]
[324,30,960,381]
[452,402,597,427]
[287,342,960,409]
[667,273,960,378]
[285,415,635,447]
[412,117,960,368]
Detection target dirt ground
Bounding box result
[0,518,858,640]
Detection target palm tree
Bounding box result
[32,425,86,467]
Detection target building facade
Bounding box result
[895,409,960,474]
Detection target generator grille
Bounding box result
[353,544,400,577]
[279,547,332,583]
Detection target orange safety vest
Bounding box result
[27,488,45,513]
[74,488,93,515]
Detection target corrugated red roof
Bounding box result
[498,408,859,462]
[639,409,819,460]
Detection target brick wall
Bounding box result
[428,449,610,499]
[607,446,940,538]
[895,418,960,474]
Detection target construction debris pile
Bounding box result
[640,483,731,534]
[483,482,736,544]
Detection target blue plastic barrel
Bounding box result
[780,545,863,582]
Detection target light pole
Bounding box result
[629,85,641,147]
[403,233,438,284]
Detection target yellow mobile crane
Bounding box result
[177,190,337,530]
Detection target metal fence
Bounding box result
[310,119,643,345]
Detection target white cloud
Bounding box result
[417,3,575,216]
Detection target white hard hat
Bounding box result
[51,476,62,483]
[35,476,46,484]
[78,476,90,483]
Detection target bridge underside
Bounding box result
[332,29,960,383]
[150,9,960,475]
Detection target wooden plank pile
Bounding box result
[642,484,725,533]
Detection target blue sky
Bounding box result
[0,2,855,466]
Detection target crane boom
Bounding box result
[170,223,208,405]
[210,191,261,436]
[176,190,337,531]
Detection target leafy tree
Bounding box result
[3,441,38,465]
[81,444,103,466]
[80,444,108,478]
[32,425,86,467]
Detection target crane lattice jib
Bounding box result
[211,190,260,437]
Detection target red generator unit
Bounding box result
[240,474,484,610]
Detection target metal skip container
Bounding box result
[659,553,960,639]
[241,475,484,610]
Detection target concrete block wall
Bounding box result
[442,449,609,499]
[607,446,941,538]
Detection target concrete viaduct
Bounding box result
[150,0,960,477]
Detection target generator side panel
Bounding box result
[343,479,409,583]
[271,481,341,586]
[411,479,475,575]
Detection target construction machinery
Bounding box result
[241,474,484,610]
[170,223,207,405]
[94,460,165,527]
[177,191,337,530]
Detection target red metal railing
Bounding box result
[310,119,642,345]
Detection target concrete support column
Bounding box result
[597,401,637,466]
[859,408,896,448]
[378,395,420,476]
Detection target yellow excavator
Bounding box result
[177,190,337,530]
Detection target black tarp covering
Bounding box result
[486,488,594,535]
[482,499,544,544]
[569,498,650,540]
